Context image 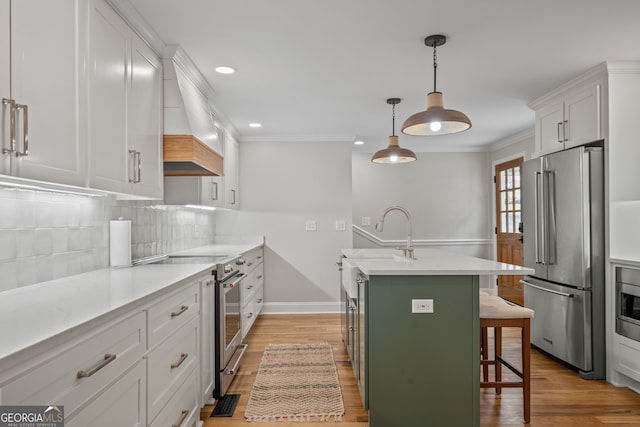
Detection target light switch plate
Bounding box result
[362,217,371,226]
[412,299,434,313]
[305,220,317,232]
[335,220,346,231]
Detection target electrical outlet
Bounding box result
[412,299,434,313]
[305,220,317,232]
[335,220,346,231]
[362,217,371,226]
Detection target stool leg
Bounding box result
[481,326,489,382]
[523,320,531,423]
[494,326,502,395]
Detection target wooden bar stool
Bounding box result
[479,295,534,423]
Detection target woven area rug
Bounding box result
[245,342,345,422]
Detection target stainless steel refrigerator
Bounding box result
[521,143,605,379]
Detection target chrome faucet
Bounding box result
[375,205,415,259]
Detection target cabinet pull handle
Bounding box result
[563,120,568,142]
[2,98,16,154]
[128,150,136,183]
[170,353,189,369]
[172,410,189,427]
[171,305,189,318]
[257,275,263,280]
[257,299,262,303]
[206,279,215,286]
[15,104,28,157]
[135,151,141,183]
[247,262,253,267]
[77,353,117,379]
[247,312,253,318]
[210,181,218,200]
[231,189,236,205]
[257,255,263,260]
[557,122,563,143]
[247,285,253,290]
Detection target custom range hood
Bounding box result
[163,47,224,176]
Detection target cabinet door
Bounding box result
[534,99,565,156]
[200,276,216,405]
[224,134,239,209]
[0,0,9,175]
[66,361,146,427]
[564,83,601,149]
[8,0,88,186]
[130,34,163,199]
[88,0,130,194]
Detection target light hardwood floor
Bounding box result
[200,314,640,426]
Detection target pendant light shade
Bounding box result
[372,98,416,164]
[401,35,471,136]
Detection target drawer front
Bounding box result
[148,282,199,349]
[255,284,264,315]
[241,248,263,274]
[66,360,146,427]
[242,299,257,338]
[149,367,198,427]
[254,263,264,287]
[242,272,258,307]
[147,317,198,422]
[1,312,145,418]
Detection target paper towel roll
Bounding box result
[110,218,132,267]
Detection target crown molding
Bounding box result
[488,127,535,152]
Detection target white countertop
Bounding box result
[169,242,263,257]
[0,240,265,365]
[0,264,216,363]
[341,248,534,276]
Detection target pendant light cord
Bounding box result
[391,102,396,136]
[433,43,438,92]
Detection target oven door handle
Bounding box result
[225,344,248,375]
[227,273,246,288]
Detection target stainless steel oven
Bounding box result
[215,256,248,397]
[616,267,640,342]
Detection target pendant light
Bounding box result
[371,98,417,164]
[402,35,471,136]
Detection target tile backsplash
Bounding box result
[0,187,215,292]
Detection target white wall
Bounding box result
[352,151,492,258]
[216,140,353,313]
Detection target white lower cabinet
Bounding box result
[199,274,216,405]
[150,368,199,427]
[147,317,198,423]
[0,274,207,427]
[66,361,147,427]
[240,247,264,338]
[0,311,146,420]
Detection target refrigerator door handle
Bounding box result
[534,171,544,264]
[546,170,557,265]
[520,280,574,298]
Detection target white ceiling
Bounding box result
[127,0,640,154]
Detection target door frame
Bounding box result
[490,151,528,293]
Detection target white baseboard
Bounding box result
[262,301,341,314]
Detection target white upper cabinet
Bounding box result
[222,132,240,209]
[1,0,88,186]
[529,74,603,157]
[88,0,162,199]
[130,35,163,199]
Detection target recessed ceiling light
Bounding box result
[215,66,236,74]
[354,139,364,145]
[249,123,262,128]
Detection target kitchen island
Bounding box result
[340,248,533,427]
